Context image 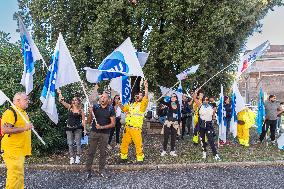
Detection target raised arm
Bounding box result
[144,80,148,98]
[57,89,71,109]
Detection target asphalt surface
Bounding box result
[1,165,284,189]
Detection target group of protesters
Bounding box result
[1,79,284,188]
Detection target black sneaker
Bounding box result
[86,171,92,179]
[119,159,128,164]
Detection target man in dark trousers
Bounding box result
[181,94,193,139]
[86,92,115,178]
[260,95,283,145]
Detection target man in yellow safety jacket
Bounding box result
[119,80,148,163]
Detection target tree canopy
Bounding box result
[17,0,283,97]
[0,0,283,154]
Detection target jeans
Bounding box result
[225,117,231,140]
[66,129,82,157]
[86,131,109,172]
[199,121,218,156]
[108,117,122,145]
[163,125,177,151]
[260,120,277,142]
[181,116,192,137]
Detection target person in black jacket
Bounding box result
[181,95,193,139]
[160,93,181,157]
[220,96,232,146]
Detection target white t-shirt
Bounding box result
[199,104,214,121]
[115,106,122,118]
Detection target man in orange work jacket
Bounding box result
[119,80,148,163]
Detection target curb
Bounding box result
[1,160,284,171]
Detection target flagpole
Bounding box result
[78,80,97,125]
[195,62,235,92]
[131,77,139,91]
[156,81,180,102]
[6,98,46,145]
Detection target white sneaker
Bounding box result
[107,144,112,150]
[169,151,178,157]
[160,151,167,157]
[69,157,75,165]
[75,156,80,164]
[202,151,207,159]
[214,154,221,161]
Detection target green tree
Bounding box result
[3,0,281,154]
[18,0,283,97]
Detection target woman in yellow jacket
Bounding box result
[237,108,256,147]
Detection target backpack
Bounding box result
[0,107,18,137]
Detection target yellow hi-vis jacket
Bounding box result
[123,97,148,129]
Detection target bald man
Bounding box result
[1,92,33,189]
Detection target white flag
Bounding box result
[40,33,81,124]
[84,67,127,83]
[0,90,9,106]
[237,41,270,78]
[217,85,226,142]
[18,16,45,94]
[98,37,144,77]
[176,64,199,81]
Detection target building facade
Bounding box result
[238,45,284,104]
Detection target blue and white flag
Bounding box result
[136,52,149,68]
[98,37,144,77]
[217,85,226,142]
[177,81,183,93]
[40,33,81,124]
[277,133,284,150]
[84,67,127,83]
[109,76,131,105]
[230,82,246,137]
[176,64,199,81]
[237,41,270,78]
[159,85,182,109]
[230,91,237,138]
[18,16,44,94]
[256,87,266,134]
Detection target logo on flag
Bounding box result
[18,16,44,94]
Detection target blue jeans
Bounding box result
[159,116,166,125]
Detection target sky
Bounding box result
[0,0,284,50]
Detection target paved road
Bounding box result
[1,165,284,189]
